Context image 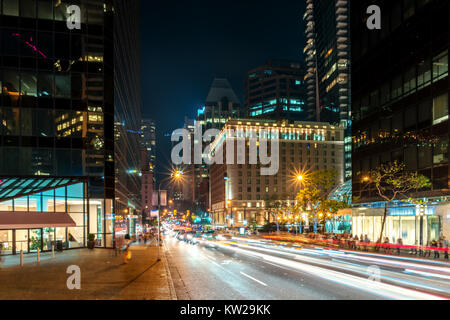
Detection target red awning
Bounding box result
[0,211,77,229]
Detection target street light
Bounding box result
[155,169,184,262]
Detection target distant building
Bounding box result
[196,78,243,130]
[180,78,245,212]
[303,0,352,181]
[141,118,156,172]
[209,118,344,228]
[244,60,310,121]
[141,170,154,224]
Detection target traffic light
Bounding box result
[187,210,190,216]
[174,209,177,215]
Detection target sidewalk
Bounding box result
[254,233,450,263]
[0,242,177,300]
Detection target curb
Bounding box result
[161,241,177,300]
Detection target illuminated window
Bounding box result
[433,93,448,125]
[433,50,448,82]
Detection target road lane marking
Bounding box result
[214,242,447,300]
[240,271,267,287]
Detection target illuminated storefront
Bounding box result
[352,201,449,245]
[0,177,114,255]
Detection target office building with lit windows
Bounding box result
[303,0,352,181]
[351,0,449,245]
[0,0,142,254]
[196,78,243,130]
[140,118,156,171]
[209,118,344,228]
[244,60,310,122]
[182,78,244,212]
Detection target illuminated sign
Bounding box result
[389,206,435,216]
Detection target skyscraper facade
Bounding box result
[351,0,449,245]
[303,0,352,181]
[0,0,115,253]
[140,118,156,171]
[0,0,143,253]
[113,0,142,236]
[244,60,310,121]
[196,78,243,130]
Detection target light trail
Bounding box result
[223,239,450,293]
[210,240,447,300]
[240,272,268,287]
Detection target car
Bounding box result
[176,231,186,241]
[189,233,202,245]
[201,231,215,240]
[214,233,232,241]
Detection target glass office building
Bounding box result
[0,177,114,254]
[351,0,449,244]
[244,61,310,122]
[0,0,117,254]
[303,0,352,181]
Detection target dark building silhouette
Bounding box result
[244,60,309,122]
[351,0,449,244]
[0,0,142,252]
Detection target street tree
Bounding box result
[264,194,290,232]
[295,170,349,233]
[360,161,431,244]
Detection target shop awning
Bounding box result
[0,177,84,201]
[0,211,76,229]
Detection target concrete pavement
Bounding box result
[0,242,176,300]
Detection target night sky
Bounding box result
[140,0,306,175]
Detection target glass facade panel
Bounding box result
[16,230,28,253]
[42,227,55,251]
[0,230,13,255]
[29,229,41,252]
[20,73,38,96]
[67,227,84,248]
[67,199,85,213]
[55,198,65,212]
[67,183,84,198]
[433,50,448,82]
[3,0,19,16]
[0,200,13,211]
[37,73,54,97]
[432,93,448,125]
[37,0,53,20]
[14,197,28,211]
[400,216,416,245]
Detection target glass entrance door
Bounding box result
[15,230,29,253]
[29,229,42,252]
[43,228,56,251]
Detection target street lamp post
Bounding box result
[157,183,161,261]
[155,169,183,262]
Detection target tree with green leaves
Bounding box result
[359,161,431,244]
[295,170,349,233]
[264,194,285,232]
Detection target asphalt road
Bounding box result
[164,235,450,300]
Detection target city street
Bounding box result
[165,236,450,300]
